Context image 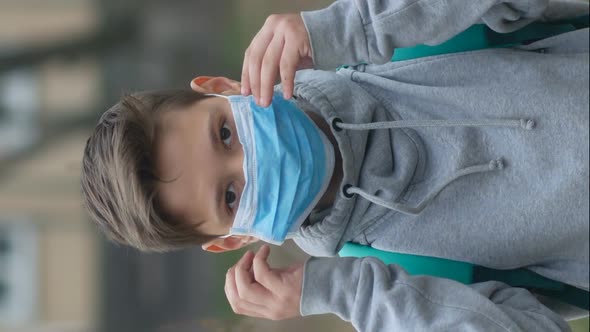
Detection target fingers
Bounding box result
[241,48,251,96]
[235,250,273,305]
[224,246,304,321]
[225,252,268,317]
[241,14,312,106]
[259,35,285,107]
[245,27,274,104]
[279,42,301,100]
[252,244,282,290]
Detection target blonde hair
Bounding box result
[81,90,215,252]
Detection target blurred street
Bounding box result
[1,1,588,331]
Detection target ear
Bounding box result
[190,76,241,95]
[202,235,258,253]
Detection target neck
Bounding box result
[305,111,343,212]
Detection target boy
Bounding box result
[82,0,589,330]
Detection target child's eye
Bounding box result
[220,122,232,147]
[225,183,237,211]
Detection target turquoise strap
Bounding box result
[474,266,589,310]
[339,243,590,310]
[339,242,474,284]
[392,16,588,62]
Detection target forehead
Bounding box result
[153,102,210,222]
[154,96,227,176]
[155,106,200,176]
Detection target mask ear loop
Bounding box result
[205,93,230,99]
[217,234,233,239]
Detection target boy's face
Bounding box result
[154,77,257,252]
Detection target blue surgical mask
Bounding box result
[208,93,335,245]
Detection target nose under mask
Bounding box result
[208,93,335,245]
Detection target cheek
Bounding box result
[223,217,234,230]
[235,140,245,160]
[157,184,185,218]
[231,127,245,165]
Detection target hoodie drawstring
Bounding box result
[332,117,535,216]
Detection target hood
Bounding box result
[277,69,426,257]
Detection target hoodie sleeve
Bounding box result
[301,0,576,69]
[301,257,571,332]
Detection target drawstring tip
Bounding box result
[489,159,504,170]
[520,119,535,130]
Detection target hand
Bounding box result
[241,13,314,107]
[225,244,305,320]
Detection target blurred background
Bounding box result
[0,1,587,331]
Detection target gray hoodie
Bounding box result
[283,0,589,331]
